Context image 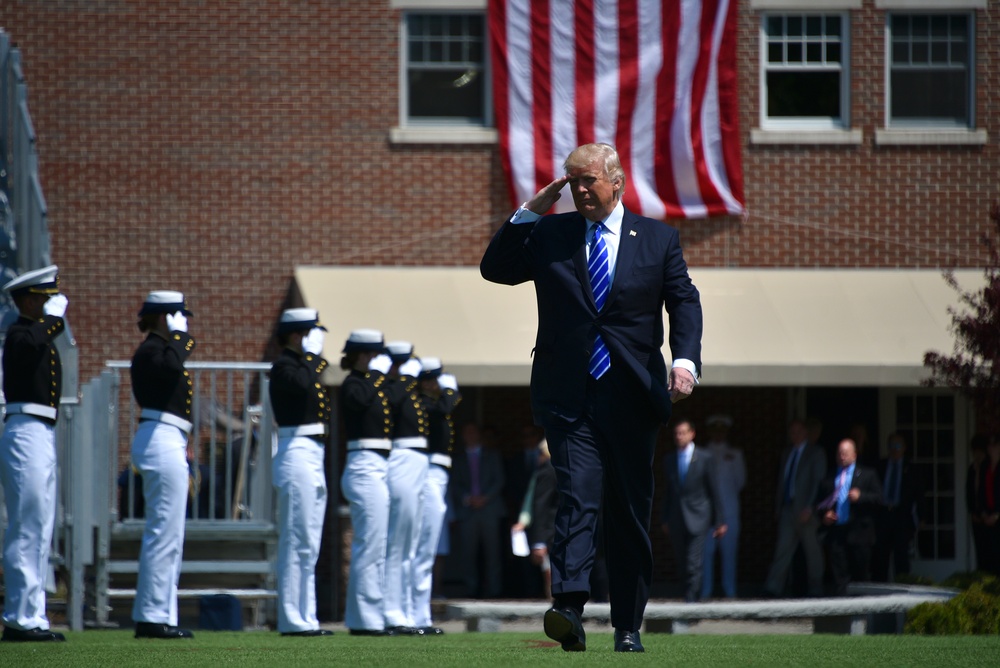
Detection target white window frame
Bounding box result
[882,10,975,130]
[391,3,496,145]
[758,11,852,133]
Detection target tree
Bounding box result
[923,202,1000,434]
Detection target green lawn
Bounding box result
[2,632,999,667]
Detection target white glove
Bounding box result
[438,373,458,391]
[43,293,69,317]
[166,312,188,333]
[368,353,392,375]
[301,327,325,355]
[399,358,422,378]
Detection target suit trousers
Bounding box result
[702,518,740,599]
[545,367,659,631]
[823,524,873,596]
[765,506,824,596]
[872,508,914,581]
[671,525,708,602]
[131,420,189,625]
[272,435,327,633]
[411,464,449,627]
[0,415,57,631]
[341,449,390,631]
[384,447,429,627]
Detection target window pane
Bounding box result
[826,15,841,37]
[806,42,822,63]
[936,396,954,422]
[787,42,803,62]
[891,69,968,122]
[917,530,935,558]
[930,15,948,38]
[826,42,841,63]
[930,42,948,64]
[897,396,914,423]
[916,429,934,459]
[912,41,929,64]
[449,41,464,62]
[787,16,802,36]
[408,69,484,120]
[950,41,967,64]
[806,16,822,36]
[428,41,444,62]
[950,15,968,34]
[937,497,955,524]
[768,42,784,63]
[891,14,910,37]
[766,15,783,36]
[938,530,955,559]
[912,15,929,37]
[916,396,934,423]
[767,71,840,118]
[937,463,954,492]
[892,42,909,65]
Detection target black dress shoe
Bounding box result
[281,629,334,637]
[543,607,586,652]
[348,628,398,636]
[1,626,66,642]
[417,626,444,635]
[386,625,421,635]
[614,629,644,653]
[134,622,194,639]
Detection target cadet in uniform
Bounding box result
[0,266,67,642]
[129,291,196,639]
[410,358,461,635]
[372,341,429,634]
[269,308,333,637]
[339,329,395,636]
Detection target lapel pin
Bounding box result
[629,230,637,236]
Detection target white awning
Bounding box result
[295,266,983,387]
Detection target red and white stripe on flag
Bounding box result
[490,0,745,219]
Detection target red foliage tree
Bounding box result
[923,202,1000,434]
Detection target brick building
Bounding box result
[1,0,996,615]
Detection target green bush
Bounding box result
[905,581,1000,635]
[938,571,996,591]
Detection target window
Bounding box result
[761,13,849,129]
[887,13,972,127]
[403,13,489,126]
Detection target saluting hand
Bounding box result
[525,175,570,214]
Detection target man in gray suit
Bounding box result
[661,419,727,602]
[450,423,506,598]
[763,419,827,597]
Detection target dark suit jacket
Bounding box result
[775,443,827,517]
[480,207,702,425]
[815,464,883,546]
[449,447,506,522]
[876,458,923,530]
[661,446,722,536]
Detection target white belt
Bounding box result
[347,438,392,451]
[140,408,194,435]
[429,453,452,468]
[278,423,327,439]
[392,436,428,450]
[4,402,58,420]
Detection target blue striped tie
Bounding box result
[588,222,611,379]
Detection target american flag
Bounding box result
[490,0,745,219]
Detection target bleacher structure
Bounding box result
[1,29,281,631]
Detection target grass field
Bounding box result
[2,631,999,667]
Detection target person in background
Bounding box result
[872,432,922,582]
[129,291,196,639]
[339,329,396,636]
[269,308,332,637]
[975,434,1000,576]
[410,358,461,634]
[700,414,745,599]
[511,437,558,599]
[816,439,882,596]
[967,434,989,571]
[0,266,68,643]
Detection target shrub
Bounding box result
[905,581,1000,635]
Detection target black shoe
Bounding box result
[543,607,585,652]
[614,629,644,653]
[1,626,66,642]
[281,629,334,637]
[386,625,421,635]
[134,622,194,639]
[348,628,398,636]
[417,626,444,635]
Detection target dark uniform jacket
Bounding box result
[269,347,330,428]
[815,465,883,546]
[2,314,64,420]
[387,374,427,441]
[130,330,196,420]
[422,387,462,463]
[340,369,393,441]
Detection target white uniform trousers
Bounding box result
[701,518,740,599]
[383,447,429,628]
[272,435,327,633]
[0,415,57,631]
[130,420,189,625]
[340,449,390,631]
[411,464,449,628]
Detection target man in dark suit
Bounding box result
[481,142,702,653]
[816,439,883,596]
[660,419,726,602]
[449,422,506,598]
[763,419,827,598]
[872,432,922,581]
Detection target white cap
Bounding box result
[343,328,385,353]
[418,357,443,379]
[2,264,59,295]
[139,290,192,316]
[279,308,326,333]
